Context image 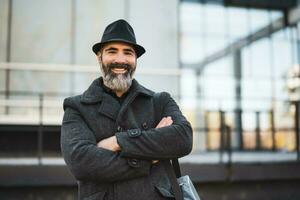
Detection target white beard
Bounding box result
[100,64,135,92]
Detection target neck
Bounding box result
[115,90,125,97]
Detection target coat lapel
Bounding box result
[97,93,120,121]
[80,77,120,121]
[116,79,154,123]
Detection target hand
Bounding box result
[97,136,121,152]
[156,116,173,128]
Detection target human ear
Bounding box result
[96,52,102,64]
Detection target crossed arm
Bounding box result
[97,116,173,156]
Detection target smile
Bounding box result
[111,67,128,74]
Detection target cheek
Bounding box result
[101,54,113,63]
[129,59,136,67]
[101,58,112,68]
[133,62,137,70]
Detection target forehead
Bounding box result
[102,42,135,51]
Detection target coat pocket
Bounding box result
[83,191,107,200]
[154,184,175,199]
[151,164,175,199]
[79,181,108,200]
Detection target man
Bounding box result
[61,19,193,200]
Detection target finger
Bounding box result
[158,121,171,128]
[160,117,169,123]
[156,117,166,128]
[165,121,173,126]
[156,117,173,128]
[165,117,172,123]
[167,119,173,125]
[160,121,168,127]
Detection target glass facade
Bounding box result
[180,2,299,152]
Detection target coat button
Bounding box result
[128,158,139,168]
[128,129,141,137]
[142,122,148,130]
[131,159,138,165]
[117,126,123,132]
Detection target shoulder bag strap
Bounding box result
[163,160,183,200]
[172,159,182,178]
[153,93,183,200]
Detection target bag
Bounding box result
[177,175,201,200]
[164,159,201,200]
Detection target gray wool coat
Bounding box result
[61,77,193,200]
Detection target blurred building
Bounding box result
[180,1,300,153]
[0,0,300,200]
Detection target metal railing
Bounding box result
[190,104,300,163]
[0,92,299,164]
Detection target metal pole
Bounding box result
[255,111,261,151]
[226,125,232,164]
[219,110,225,163]
[37,94,44,165]
[5,0,13,115]
[196,70,204,151]
[233,50,243,150]
[225,124,232,182]
[270,110,276,151]
[204,111,210,151]
[295,101,300,161]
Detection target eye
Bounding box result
[124,51,134,56]
[107,50,116,54]
[125,52,132,55]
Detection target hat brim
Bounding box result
[92,39,145,58]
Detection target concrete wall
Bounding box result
[74,0,126,65]
[0,0,8,62]
[0,0,180,96]
[0,0,9,92]
[10,0,72,64]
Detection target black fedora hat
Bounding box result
[92,19,145,58]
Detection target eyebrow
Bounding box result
[104,47,118,51]
[124,48,135,53]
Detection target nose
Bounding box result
[114,52,127,64]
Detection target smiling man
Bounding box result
[98,42,136,98]
[61,19,193,200]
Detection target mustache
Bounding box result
[107,63,131,71]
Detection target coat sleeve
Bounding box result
[115,92,193,160]
[61,98,151,183]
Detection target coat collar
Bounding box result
[80,77,154,104]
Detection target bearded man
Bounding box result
[61,19,193,200]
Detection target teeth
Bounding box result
[112,68,127,74]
